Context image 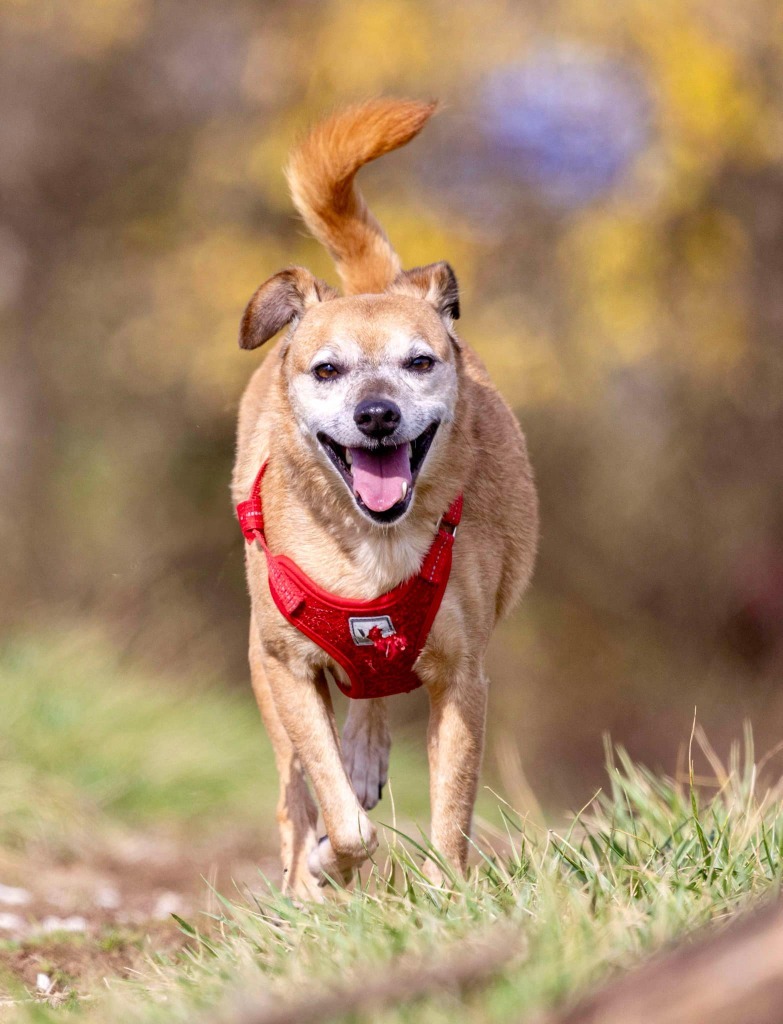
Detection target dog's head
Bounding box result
[240,262,460,525]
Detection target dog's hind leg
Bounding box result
[249,619,321,900]
[424,664,488,879]
[342,698,390,811]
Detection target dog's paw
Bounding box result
[285,867,327,904]
[308,821,378,886]
[342,700,390,811]
[421,856,451,888]
[307,836,354,886]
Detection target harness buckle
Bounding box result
[437,516,458,538]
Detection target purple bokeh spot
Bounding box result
[482,43,651,206]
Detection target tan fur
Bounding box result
[286,98,437,295]
[234,100,538,898]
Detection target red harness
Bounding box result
[237,463,462,699]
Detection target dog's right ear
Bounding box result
[239,267,338,350]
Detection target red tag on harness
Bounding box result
[237,463,462,699]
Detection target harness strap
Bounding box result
[418,494,462,584]
[237,466,266,542]
[441,493,463,531]
[267,559,306,615]
[420,531,453,584]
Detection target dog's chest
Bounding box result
[347,527,435,595]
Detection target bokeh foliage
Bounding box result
[2,0,783,804]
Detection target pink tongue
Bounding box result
[349,445,412,512]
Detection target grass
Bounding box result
[2,633,782,1022]
[0,631,275,854]
[107,731,782,1024]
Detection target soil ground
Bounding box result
[0,827,277,1011]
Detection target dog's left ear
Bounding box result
[389,261,460,324]
[239,266,338,350]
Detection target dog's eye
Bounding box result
[312,363,340,380]
[406,355,435,372]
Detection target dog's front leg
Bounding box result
[249,622,322,899]
[425,665,488,878]
[262,654,379,888]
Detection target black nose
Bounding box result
[353,397,401,438]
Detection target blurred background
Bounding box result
[3,0,783,820]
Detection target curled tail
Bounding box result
[285,98,436,296]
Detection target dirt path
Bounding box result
[0,827,277,1008]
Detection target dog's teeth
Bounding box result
[345,449,352,466]
[406,443,413,460]
[401,481,408,500]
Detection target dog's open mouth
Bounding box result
[317,423,439,523]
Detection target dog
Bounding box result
[232,98,538,898]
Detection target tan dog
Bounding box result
[232,99,538,898]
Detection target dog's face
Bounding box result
[240,263,460,525]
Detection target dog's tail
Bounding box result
[286,98,436,296]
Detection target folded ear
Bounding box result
[239,267,338,350]
[389,261,460,323]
